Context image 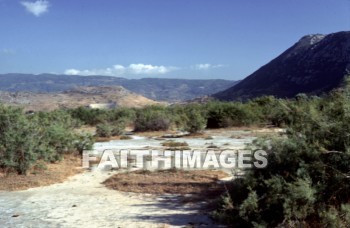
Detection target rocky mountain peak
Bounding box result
[213,31,350,101]
[283,34,326,59]
[298,34,326,46]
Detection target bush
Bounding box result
[0,106,38,174]
[134,106,171,132]
[68,107,112,125]
[111,108,136,124]
[74,133,94,155]
[96,120,125,137]
[0,105,94,175]
[183,105,206,133]
[96,124,113,137]
[206,101,261,128]
[214,77,350,226]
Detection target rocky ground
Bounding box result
[0,170,221,228]
[0,128,282,227]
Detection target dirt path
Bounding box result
[0,128,270,227]
[0,170,222,228]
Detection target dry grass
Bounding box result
[136,130,178,137]
[120,135,133,140]
[103,169,229,196]
[161,141,189,147]
[0,154,82,191]
[161,140,191,150]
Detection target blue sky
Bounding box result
[0,0,349,80]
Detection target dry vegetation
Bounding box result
[161,141,189,147]
[135,130,178,137]
[0,86,160,111]
[0,155,82,191]
[103,169,229,196]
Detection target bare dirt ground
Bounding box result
[0,128,283,227]
[0,155,82,191]
[103,169,229,195]
[0,170,223,228]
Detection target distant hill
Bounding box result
[0,86,159,111]
[214,31,350,101]
[0,74,238,102]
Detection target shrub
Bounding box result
[183,105,206,133]
[74,133,94,155]
[134,106,171,132]
[214,76,350,226]
[206,101,261,128]
[96,120,125,137]
[0,105,94,175]
[96,124,113,137]
[68,107,112,125]
[0,106,38,174]
[111,108,136,124]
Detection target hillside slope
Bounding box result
[0,74,237,102]
[214,31,350,100]
[0,86,159,111]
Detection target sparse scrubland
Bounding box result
[0,106,94,175]
[213,79,350,227]
[2,78,350,227]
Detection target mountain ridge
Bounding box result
[214,31,350,100]
[0,73,238,102]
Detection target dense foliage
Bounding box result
[214,80,350,227]
[133,106,171,132]
[68,98,291,133]
[0,106,93,175]
[96,120,125,137]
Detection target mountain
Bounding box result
[0,74,238,102]
[214,31,350,101]
[0,86,160,111]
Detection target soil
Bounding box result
[103,169,229,195]
[0,155,82,191]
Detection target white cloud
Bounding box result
[64,64,176,76]
[21,0,50,17]
[195,63,211,70]
[128,64,171,74]
[64,69,81,75]
[193,63,225,70]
